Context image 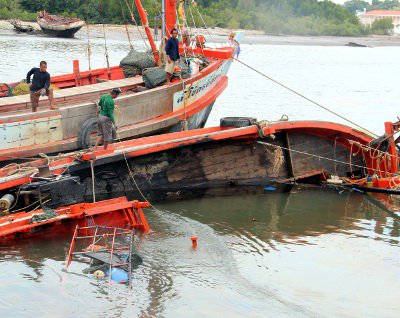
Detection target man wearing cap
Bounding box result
[94,88,121,150]
[26,61,56,112]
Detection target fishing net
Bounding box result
[10,83,59,96]
[143,67,167,89]
[120,49,156,78]
[28,208,58,224]
[11,83,30,96]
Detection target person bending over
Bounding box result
[26,61,56,112]
[165,28,180,84]
[94,88,122,151]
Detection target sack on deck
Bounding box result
[142,67,167,89]
[120,49,156,78]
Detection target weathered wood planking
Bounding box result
[288,133,364,177]
[76,138,289,199]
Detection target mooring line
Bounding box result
[257,140,398,178]
[234,58,377,138]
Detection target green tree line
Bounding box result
[344,0,400,13]
[0,0,395,36]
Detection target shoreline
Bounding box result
[1,19,400,47]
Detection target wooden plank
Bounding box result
[0,77,144,112]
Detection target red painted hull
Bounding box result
[0,197,150,242]
[0,120,373,191]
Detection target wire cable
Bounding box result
[234,58,377,138]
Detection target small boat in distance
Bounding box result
[9,19,38,35]
[37,11,85,38]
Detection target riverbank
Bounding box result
[1,19,400,47]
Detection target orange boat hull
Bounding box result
[0,197,150,242]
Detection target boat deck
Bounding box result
[0,77,144,115]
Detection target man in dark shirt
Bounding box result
[165,28,180,84]
[26,61,56,112]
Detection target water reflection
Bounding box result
[158,188,400,317]
[0,188,399,317]
[159,187,400,248]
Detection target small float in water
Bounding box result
[37,11,85,38]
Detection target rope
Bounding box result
[193,3,218,48]
[124,0,151,51]
[257,140,400,179]
[10,194,50,213]
[234,58,377,138]
[118,0,134,49]
[181,77,191,131]
[3,163,38,177]
[90,160,96,203]
[85,0,92,72]
[113,130,163,214]
[103,24,110,74]
[348,140,393,177]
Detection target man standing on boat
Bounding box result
[165,28,181,84]
[26,61,55,112]
[94,88,122,151]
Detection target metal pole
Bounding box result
[162,0,166,39]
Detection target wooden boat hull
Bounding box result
[0,120,374,203]
[38,25,84,38]
[0,58,232,163]
[78,129,368,200]
[37,15,85,38]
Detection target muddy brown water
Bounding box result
[0,29,400,317]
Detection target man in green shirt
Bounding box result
[94,88,121,150]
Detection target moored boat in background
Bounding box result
[36,11,85,38]
[0,1,243,163]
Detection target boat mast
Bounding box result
[162,0,166,39]
[134,0,159,61]
[165,0,178,38]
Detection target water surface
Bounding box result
[0,30,399,317]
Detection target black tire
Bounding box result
[78,117,98,150]
[220,117,257,128]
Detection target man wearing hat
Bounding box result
[94,87,122,150]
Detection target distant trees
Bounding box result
[344,0,400,13]
[343,1,370,13]
[0,0,36,20]
[0,0,396,37]
[370,17,394,34]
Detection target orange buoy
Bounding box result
[190,236,198,249]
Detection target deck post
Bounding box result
[73,60,81,86]
[384,122,398,174]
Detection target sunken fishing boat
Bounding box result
[36,11,85,38]
[4,116,399,208]
[0,0,242,163]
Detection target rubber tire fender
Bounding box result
[220,117,257,128]
[78,117,98,150]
